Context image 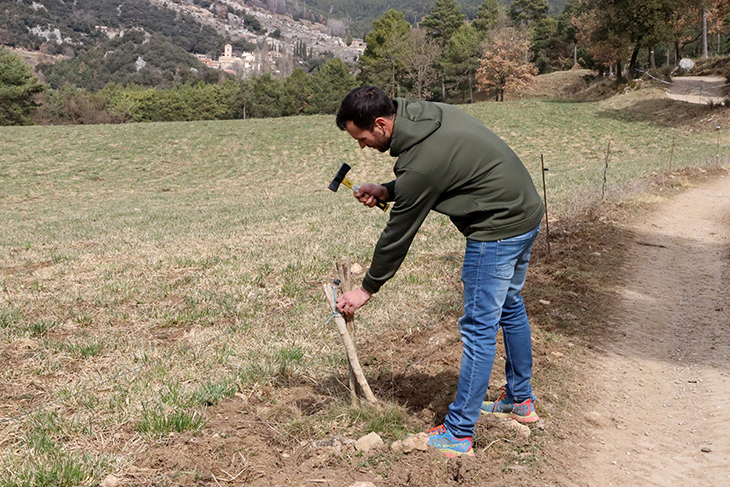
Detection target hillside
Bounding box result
[1,0,360,89]
[2,0,569,90]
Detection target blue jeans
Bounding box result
[444,224,540,438]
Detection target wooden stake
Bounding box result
[717,126,721,165]
[336,260,359,405]
[323,284,378,407]
[602,139,611,199]
[541,154,551,255]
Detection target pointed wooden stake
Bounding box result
[324,283,378,407]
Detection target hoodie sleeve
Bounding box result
[362,170,441,294]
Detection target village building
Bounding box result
[195,43,283,77]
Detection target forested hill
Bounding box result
[294,0,567,36]
[0,0,228,89]
[0,0,568,90]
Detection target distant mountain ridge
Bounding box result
[292,0,567,35]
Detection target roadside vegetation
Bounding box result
[1,84,728,485]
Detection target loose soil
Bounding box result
[126,171,730,486]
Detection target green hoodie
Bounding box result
[361,98,545,294]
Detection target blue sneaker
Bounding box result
[480,387,512,418]
[426,425,475,457]
[510,396,539,423]
[481,386,540,424]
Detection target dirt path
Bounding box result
[567,174,730,486]
[666,76,728,104]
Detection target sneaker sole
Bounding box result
[480,409,512,418]
[510,412,540,423]
[441,449,475,458]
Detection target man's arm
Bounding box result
[338,170,442,316]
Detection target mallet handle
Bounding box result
[342,178,390,212]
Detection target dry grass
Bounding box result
[1,83,729,485]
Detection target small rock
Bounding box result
[585,411,610,428]
[551,351,564,358]
[701,447,712,453]
[507,420,531,440]
[391,432,429,454]
[539,299,551,305]
[101,475,119,487]
[350,263,363,274]
[348,483,376,487]
[355,432,384,453]
[312,436,355,451]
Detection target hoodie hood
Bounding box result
[389,98,442,157]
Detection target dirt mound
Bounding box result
[687,54,730,77]
[517,68,592,99]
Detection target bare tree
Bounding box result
[404,29,441,100]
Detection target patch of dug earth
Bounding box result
[119,211,633,486]
[128,387,540,486]
[120,167,728,487]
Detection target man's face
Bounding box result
[345,120,391,153]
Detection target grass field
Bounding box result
[1,92,728,485]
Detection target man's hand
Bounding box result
[354,183,389,208]
[336,286,372,317]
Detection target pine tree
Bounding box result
[444,23,483,103]
[358,10,412,97]
[509,0,549,27]
[472,0,502,37]
[0,48,46,125]
[421,0,466,100]
[420,0,466,45]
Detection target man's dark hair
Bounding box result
[336,86,397,131]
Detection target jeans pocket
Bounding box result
[495,228,539,279]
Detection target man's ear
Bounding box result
[374,116,394,133]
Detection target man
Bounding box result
[335,86,544,457]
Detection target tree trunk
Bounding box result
[574,44,578,66]
[649,47,656,71]
[628,47,640,79]
[674,40,681,66]
[468,71,474,104]
[702,10,709,59]
[616,60,624,83]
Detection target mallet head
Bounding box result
[328,163,351,192]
